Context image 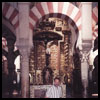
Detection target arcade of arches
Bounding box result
[2,2,98,98]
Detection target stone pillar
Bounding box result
[7,41,15,97]
[81,2,92,98]
[80,51,90,98]
[18,2,30,98]
[81,2,92,40]
[20,46,29,98]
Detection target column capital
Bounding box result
[80,50,90,63]
[82,40,92,51]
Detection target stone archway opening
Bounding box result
[28,2,82,98]
[29,16,81,98]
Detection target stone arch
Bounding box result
[92,6,98,40]
[2,2,19,30]
[29,2,82,83]
[2,24,16,45]
[2,2,18,49]
[92,6,98,28]
[2,2,19,55]
[29,2,81,33]
[29,2,82,50]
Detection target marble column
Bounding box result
[18,2,30,98]
[81,2,92,98]
[20,46,29,98]
[81,2,92,40]
[80,51,90,98]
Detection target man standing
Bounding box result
[45,77,63,98]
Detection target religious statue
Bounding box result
[42,67,53,85]
[46,45,51,66]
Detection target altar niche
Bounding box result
[29,18,73,86]
[30,32,62,85]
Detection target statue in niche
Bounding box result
[46,44,51,66]
[37,73,42,85]
[42,67,53,85]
